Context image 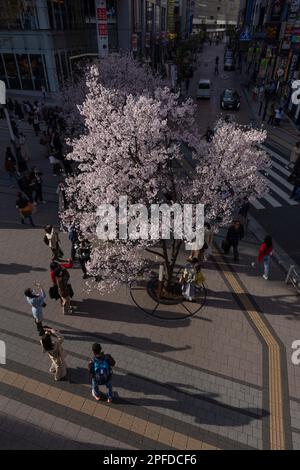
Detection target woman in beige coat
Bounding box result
[39,327,67,381]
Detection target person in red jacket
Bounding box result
[50,259,74,314]
[251,235,273,280]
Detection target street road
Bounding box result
[187,40,300,266]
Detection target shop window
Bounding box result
[3,54,21,89]
[60,51,69,80]
[0,0,37,30]
[30,54,48,91]
[17,54,34,89]
[54,52,63,85]
[0,54,8,87]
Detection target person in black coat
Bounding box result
[290,156,300,199]
[223,221,244,261]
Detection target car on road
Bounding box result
[224,56,235,71]
[220,89,240,110]
[196,79,211,99]
[224,48,235,70]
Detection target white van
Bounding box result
[197,79,211,99]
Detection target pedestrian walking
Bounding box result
[238,197,250,228]
[25,283,46,323]
[76,237,91,279]
[180,263,205,301]
[185,78,190,93]
[251,235,273,280]
[15,146,28,173]
[203,222,213,260]
[14,100,24,120]
[39,327,67,381]
[214,64,219,76]
[274,107,284,126]
[68,224,78,260]
[19,133,30,161]
[30,166,46,203]
[33,113,40,136]
[49,152,62,176]
[56,181,67,212]
[289,156,300,199]
[44,225,64,259]
[61,154,73,175]
[17,173,34,202]
[267,104,275,125]
[252,85,259,102]
[4,147,17,187]
[88,343,116,402]
[50,261,73,315]
[16,192,35,226]
[11,119,19,139]
[222,221,244,261]
[41,85,46,101]
[289,142,300,169]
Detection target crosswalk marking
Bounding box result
[271,160,291,177]
[262,193,282,208]
[250,198,265,210]
[264,177,298,205]
[261,145,290,166]
[251,145,299,210]
[267,168,294,191]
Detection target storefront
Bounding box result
[0,52,49,91]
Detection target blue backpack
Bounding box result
[93,357,111,385]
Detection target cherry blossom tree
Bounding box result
[62,59,270,294]
[61,53,168,137]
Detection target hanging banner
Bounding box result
[95,0,108,58]
[131,33,138,52]
[167,0,175,33]
[145,32,151,48]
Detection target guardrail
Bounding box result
[285,265,300,293]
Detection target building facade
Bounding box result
[0,0,191,95]
[193,0,240,35]
[239,0,300,123]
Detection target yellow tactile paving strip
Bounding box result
[214,255,285,450]
[0,368,219,450]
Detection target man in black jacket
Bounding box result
[290,156,300,199]
[224,221,244,261]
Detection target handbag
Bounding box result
[67,283,74,298]
[222,239,230,252]
[21,203,33,217]
[49,285,60,300]
[287,172,296,184]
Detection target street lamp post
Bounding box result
[0,80,15,145]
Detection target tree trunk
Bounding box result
[162,239,182,291]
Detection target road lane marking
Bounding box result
[214,257,286,450]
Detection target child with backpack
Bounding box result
[88,343,116,403]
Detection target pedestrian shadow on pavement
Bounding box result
[60,329,192,354]
[0,263,47,275]
[67,366,90,386]
[0,413,122,450]
[112,373,269,428]
[205,288,300,318]
[69,298,191,328]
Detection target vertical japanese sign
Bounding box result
[131,34,138,52]
[96,0,108,58]
[167,0,175,33]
